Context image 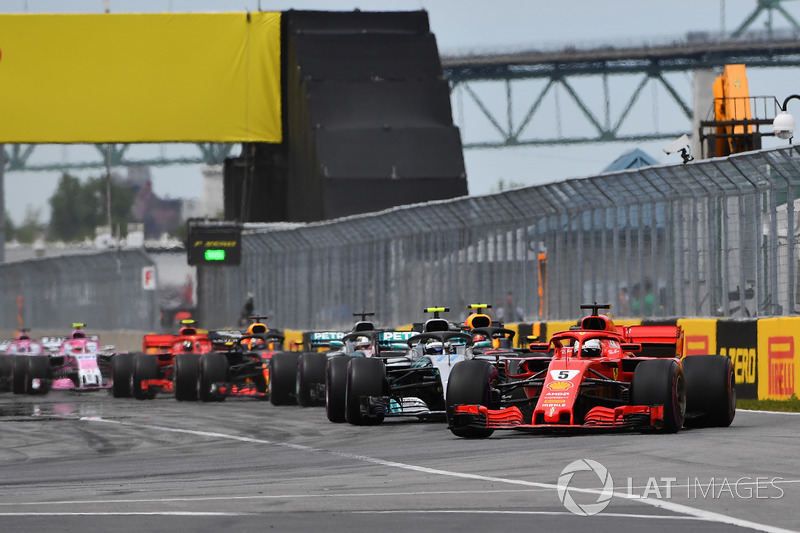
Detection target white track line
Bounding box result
[741,409,800,416]
[18,416,797,533]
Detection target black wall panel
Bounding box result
[306,80,454,129]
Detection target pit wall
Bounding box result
[521,317,799,401]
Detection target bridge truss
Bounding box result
[2,0,800,172]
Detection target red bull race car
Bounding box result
[447,303,735,438]
[186,317,286,402]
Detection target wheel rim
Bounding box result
[675,372,687,420]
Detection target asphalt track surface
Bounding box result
[0,391,798,533]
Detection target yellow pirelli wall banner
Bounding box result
[757,317,800,400]
[678,318,718,357]
[0,12,282,143]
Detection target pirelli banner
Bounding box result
[0,13,282,143]
[756,318,799,401]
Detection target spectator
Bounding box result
[239,292,254,327]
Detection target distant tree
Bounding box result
[16,206,45,244]
[48,173,98,241]
[85,175,135,238]
[4,214,15,241]
[48,172,135,242]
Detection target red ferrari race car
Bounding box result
[447,303,736,438]
[112,319,213,400]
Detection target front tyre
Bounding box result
[132,354,159,400]
[631,359,686,433]
[25,356,52,395]
[0,354,14,392]
[326,356,350,423]
[269,352,299,406]
[297,352,327,407]
[345,357,386,426]
[199,352,229,402]
[683,355,736,427]
[174,353,201,401]
[12,356,27,394]
[446,360,496,438]
[111,353,133,398]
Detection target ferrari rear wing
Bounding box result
[618,324,683,358]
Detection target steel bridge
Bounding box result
[3,0,800,172]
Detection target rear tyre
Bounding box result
[174,353,201,401]
[326,356,350,423]
[199,352,229,402]
[683,355,736,428]
[446,360,496,438]
[25,356,52,395]
[269,352,299,406]
[631,359,686,433]
[345,357,386,425]
[297,352,327,407]
[132,354,158,400]
[12,356,27,394]
[111,353,134,398]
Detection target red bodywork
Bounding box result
[139,324,211,395]
[451,311,683,432]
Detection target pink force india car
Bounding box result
[0,324,118,395]
[49,323,114,391]
[0,329,51,394]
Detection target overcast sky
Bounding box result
[3,1,799,223]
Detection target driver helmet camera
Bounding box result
[581,338,602,357]
[425,340,444,355]
[355,336,372,352]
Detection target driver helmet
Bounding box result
[425,341,444,355]
[182,340,194,352]
[251,337,266,349]
[355,336,372,352]
[581,339,602,357]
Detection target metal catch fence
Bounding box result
[0,249,159,332]
[196,146,800,331]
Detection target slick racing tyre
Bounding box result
[269,352,299,406]
[631,359,686,433]
[111,353,134,398]
[132,354,158,400]
[446,360,497,439]
[199,352,229,402]
[326,356,350,423]
[683,355,736,428]
[174,353,201,402]
[345,357,386,426]
[12,356,27,395]
[25,356,52,395]
[0,354,14,392]
[296,352,327,407]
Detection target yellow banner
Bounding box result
[757,317,799,400]
[0,12,281,143]
[678,318,717,358]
